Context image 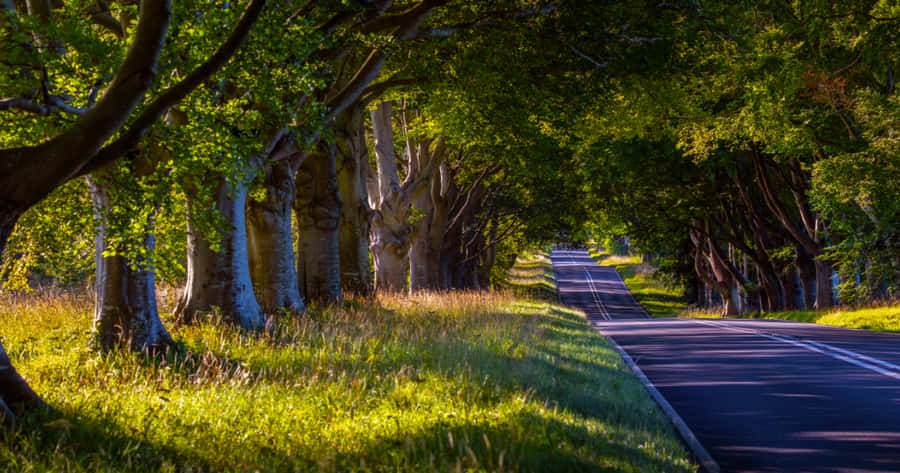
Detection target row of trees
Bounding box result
[582,1,900,315]
[0,0,684,422]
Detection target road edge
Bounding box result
[602,332,720,473]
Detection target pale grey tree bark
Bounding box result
[88,175,172,351]
[175,173,265,330]
[369,101,411,292]
[295,140,343,304]
[369,101,445,292]
[335,104,373,296]
[247,155,306,315]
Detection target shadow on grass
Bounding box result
[500,280,558,304]
[3,408,214,473]
[326,409,690,473]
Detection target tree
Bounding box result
[0,0,267,420]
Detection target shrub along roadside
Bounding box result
[0,285,696,472]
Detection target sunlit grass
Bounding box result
[0,287,695,472]
[589,251,689,318]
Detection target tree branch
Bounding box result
[0,95,84,115]
[80,0,268,177]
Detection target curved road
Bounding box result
[551,249,900,473]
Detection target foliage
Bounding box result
[0,181,93,291]
[571,1,900,308]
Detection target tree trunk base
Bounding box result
[0,341,48,420]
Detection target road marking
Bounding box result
[602,329,721,473]
[694,319,900,381]
[560,251,610,320]
[584,269,610,320]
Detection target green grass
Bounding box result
[589,251,689,318]
[0,287,696,472]
[502,252,558,303]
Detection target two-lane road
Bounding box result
[551,249,649,320]
[551,249,900,473]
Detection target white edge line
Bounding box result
[804,340,900,372]
[603,333,721,473]
[695,319,900,381]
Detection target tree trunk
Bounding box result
[335,104,372,296]
[691,229,739,317]
[88,176,172,351]
[477,218,499,290]
[409,188,433,292]
[796,247,817,310]
[756,267,782,312]
[427,167,449,289]
[175,175,265,330]
[440,222,462,290]
[246,159,306,314]
[0,210,46,420]
[369,101,410,292]
[0,340,45,422]
[814,258,834,309]
[294,141,343,304]
[779,266,799,311]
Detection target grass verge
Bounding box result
[589,251,689,318]
[682,304,900,333]
[502,251,558,303]
[0,287,696,472]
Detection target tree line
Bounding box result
[0,0,685,423]
[581,1,900,315]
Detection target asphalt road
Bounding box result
[550,249,650,320]
[551,249,900,473]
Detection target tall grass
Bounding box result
[0,287,695,472]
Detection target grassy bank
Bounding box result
[502,251,558,303]
[589,251,689,318]
[0,285,696,472]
